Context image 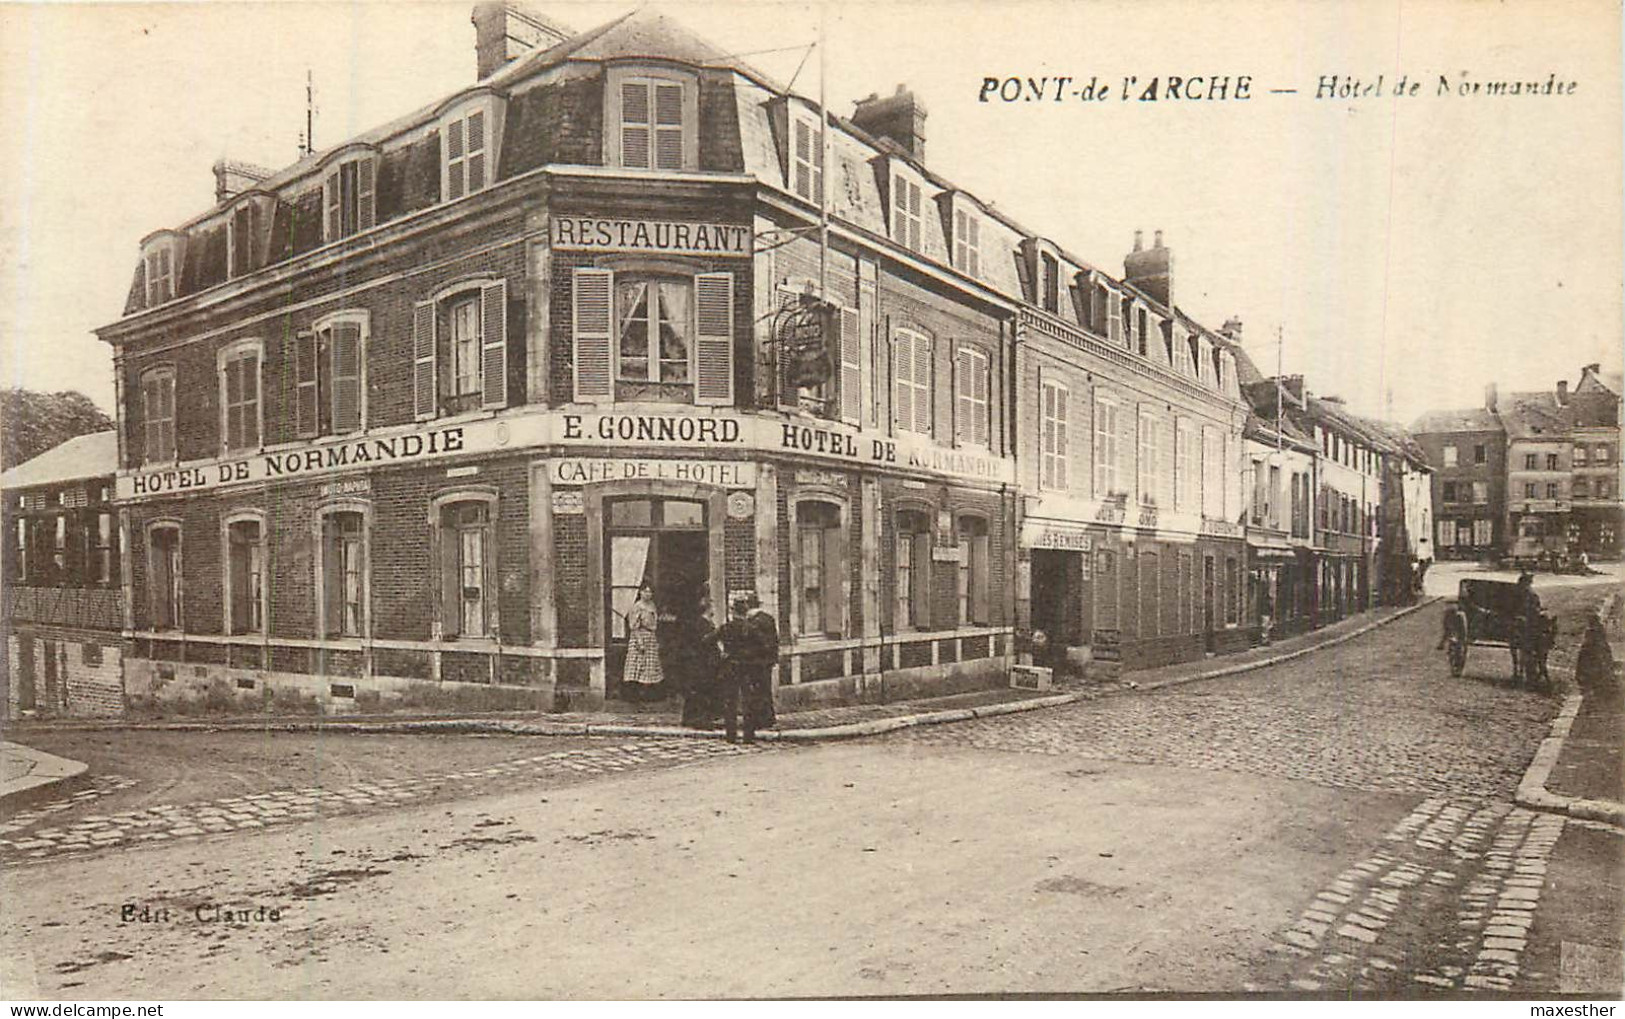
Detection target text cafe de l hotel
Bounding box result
[94,3,1276,713]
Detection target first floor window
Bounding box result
[149,524,182,631]
[141,366,176,463]
[895,510,932,632]
[449,295,483,408]
[321,511,366,638]
[219,344,262,452]
[1472,482,1488,504]
[1175,420,1196,510]
[1547,482,1560,500]
[954,346,991,447]
[617,278,691,383]
[1040,380,1069,490]
[1526,483,1537,499]
[15,517,27,583]
[1137,412,1159,504]
[414,280,509,418]
[796,502,844,638]
[1442,481,1458,503]
[440,501,493,638]
[1443,445,1458,467]
[957,516,990,626]
[227,519,265,634]
[1095,399,1121,497]
[893,328,933,435]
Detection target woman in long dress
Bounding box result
[622,584,665,700]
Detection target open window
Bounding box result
[413,280,509,419]
[957,515,990,626]
[571,268,733,406]
[322,149,377,243]
[894,509,932,632]
[296,311,369,438]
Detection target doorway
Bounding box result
[1029,550,1078,662]
[604,496,710,698]
[16,636,35,711]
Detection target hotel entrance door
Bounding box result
[604,496,710,698]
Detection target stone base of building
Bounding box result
[6,626,125,719]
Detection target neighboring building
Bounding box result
[1306,395,1384,622]
[101,3,1291,712]
[1566,364,1622,558]
[1411,398,1506,560]
[1501,387,1574,563]
[1238,372,1320,638]
[1012,232,1252,672]
[1,431,125,718]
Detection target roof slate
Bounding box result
[0,431,118,490]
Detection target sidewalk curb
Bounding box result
[0,742,91,806]
[1516,691,1625,828]
[2,603,1433,745]
[1133,598,1438,693]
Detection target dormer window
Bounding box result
[323,150,377,243]
[226,198,266,280]
[892,173,922,252]
[952,207,981,277]
[143,237,175,306]
[1040,252,1059,314]
[445,108,489,200]
[791,111,824,203]
[608,68,695,171]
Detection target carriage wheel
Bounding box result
[1447,635,1467,677]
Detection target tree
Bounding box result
[0,388,115,470]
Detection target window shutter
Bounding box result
[412,300,437,420]
[794,120,811,198]
[357,158,375,230]
[438,523,460,638]
[1106,288,1123,344]
[892,332,912,433]
[654,83,684,170]
[967,216,980,276]
[822,521,844,637]
[330,324,362,433]
[480,279,508,409]
[231,206,251,277]
[324,170,341,241]
[838,307,861,425]
[972,535,989,624]
[467,111,486,192]
[908,182,922,251]
[242,356,260,448]
[975,351,991,446]
[912,331,932,435]
[446,119,465,200]
[953,346,968,445]
[1055,386,1069,488]
[621,81,651,169]
[572,268,614,403]
[322,522,342,638]
[693,272,734,406]
[893,175,907,242]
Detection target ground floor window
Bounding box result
[226,518,265,634]
[957,515,990,626]
[320,510,367,638]
[1472,519,1493,546]
[796,501,844,638]
[895,510,932,632]
[439,500,495,638]
[148,524,182,630]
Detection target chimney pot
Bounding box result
[1123,229,1173,307]
[1153,229,1164,249]
[1557,380,1569,405]
[1132,229,1144,252]
[1485,382,1499,412]
[212,159,272,205]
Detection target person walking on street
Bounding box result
[745,594,779,730]
[717,596,759,743]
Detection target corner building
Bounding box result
[101,6,1029,712]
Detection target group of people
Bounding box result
[620,585,779,742]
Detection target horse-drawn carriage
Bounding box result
[1441,578,1555,688]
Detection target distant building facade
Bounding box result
[1412,398,1507,560]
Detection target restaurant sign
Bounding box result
[550,217,751,258]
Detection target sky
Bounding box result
[0,0,1619,427]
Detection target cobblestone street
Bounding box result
[0,739,774,866]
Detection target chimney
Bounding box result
[1485,382,1499,412]
[1282,375,1306,405]
[473,2,572,80]
[852,85,928,161]
[213,159,272,204]
[1219,316,1243,342]
[1557,379,1569,405]
[1123,228,1173,307]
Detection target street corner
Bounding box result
[0,741,92,806]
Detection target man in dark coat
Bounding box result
[744,594,779,730]
[717,596,760,743]
[678,594,723,728]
